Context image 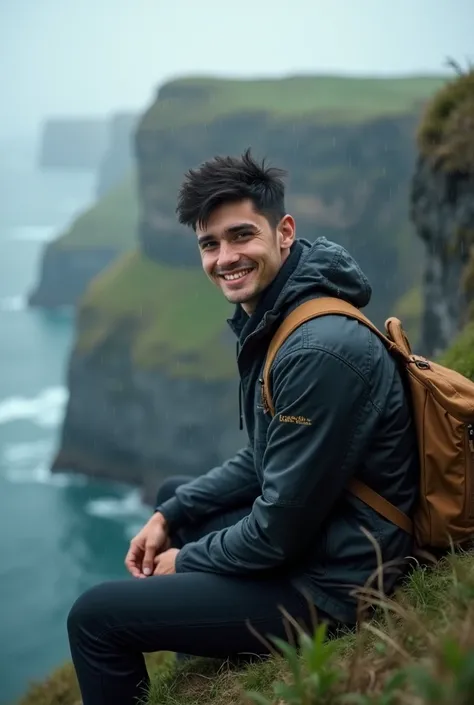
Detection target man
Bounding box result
[67,150,419,705]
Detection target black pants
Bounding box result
[67,476,332,705]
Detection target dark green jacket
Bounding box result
[157,237,419,624]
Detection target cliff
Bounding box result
[50,73,448,500]
[28,174,138,307]
[29,112,138,308]
[410,67,474,356]
[95,112,137,197]
[136,74,448,325]
[38,118,107,171]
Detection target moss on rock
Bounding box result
[417,67,474,173]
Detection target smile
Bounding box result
[221,268,254,282]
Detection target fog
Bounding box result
[2,0,473,137]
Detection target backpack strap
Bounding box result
[261,296,413,536]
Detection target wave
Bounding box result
[4,462,88,487]
[0,295,25,312]
[1,440,87,487]
[0,387,68,427]
[2,439,52,463]
[7,225,57,242]
[86,489,149,520]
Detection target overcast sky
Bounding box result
[1,0,473,136]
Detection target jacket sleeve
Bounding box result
[155,444,259,532]
[175,346,380,575]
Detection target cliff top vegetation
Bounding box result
[141,74,447,131]
[417,62,474,173]
[55,73,447,253]
[77,250,235,378]
[55,172,138,251]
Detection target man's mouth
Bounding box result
[219,267,255,283]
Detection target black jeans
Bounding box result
[67,476,332,705]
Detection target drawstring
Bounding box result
[236,341,244,430]
[238,380,243,431]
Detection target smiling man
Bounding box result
[67,149,419,705]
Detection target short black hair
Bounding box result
[176,148,287,230]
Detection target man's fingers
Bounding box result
[125,542,143,578]
[142,540,157,576]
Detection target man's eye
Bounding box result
[201,241,216,250]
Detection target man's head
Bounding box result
[176,149,296,314]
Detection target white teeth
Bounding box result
[223,269,252,281]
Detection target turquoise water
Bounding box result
[0,222,150,702]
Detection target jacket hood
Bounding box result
[277,237,372,312]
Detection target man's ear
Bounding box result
[278,214,296,251]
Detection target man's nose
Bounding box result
[217,242,240,269]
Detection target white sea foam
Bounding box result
[0,387,68,427]
[1,440,86,487]
[85,489,149,520]
[0,295,25,312]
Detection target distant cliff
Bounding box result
[95,112,137,197]
[39,118,107,171]
[30,113,138,308]
[50,74,448,501]
[28,174,138,308]
[410,68,474,356]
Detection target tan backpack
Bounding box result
[261,296,474,549]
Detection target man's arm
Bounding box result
[155,444,259,532]
[174,345,381,575]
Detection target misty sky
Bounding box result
[2,0,473,137]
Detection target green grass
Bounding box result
[77,249,235,377]
[141,74,449,131]
[55,172,138,250]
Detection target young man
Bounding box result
[67,150,419,705]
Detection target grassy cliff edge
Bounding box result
[16,547,474,705]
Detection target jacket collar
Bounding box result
[228,240,304,344]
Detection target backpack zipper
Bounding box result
[464,424,474,520]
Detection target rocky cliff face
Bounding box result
[53,314,242,504]
[410,160,474,356]
[136,107,422,325]
[410,69,474,357]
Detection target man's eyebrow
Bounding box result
[197,223,258,246]
[226,223,258,235]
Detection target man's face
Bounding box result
[196,199,295,314]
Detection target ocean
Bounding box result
[0,187,150,703]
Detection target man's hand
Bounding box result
[153,548,180,576]
[125,512,170,578]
